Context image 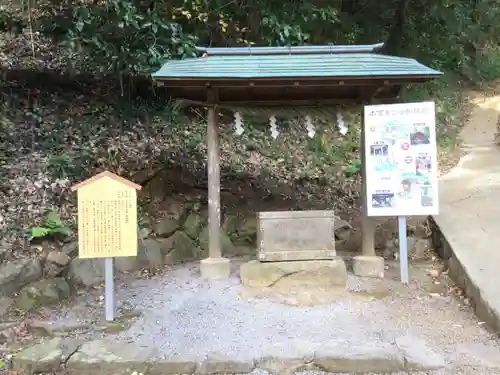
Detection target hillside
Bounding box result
[0,55,366,248]
[0,0,498,256]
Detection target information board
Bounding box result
[364,102,439,217]
[72,171,140,259]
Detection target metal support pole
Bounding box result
[104,257,115,321]
[207,97,221,258]
[398,216,409,284]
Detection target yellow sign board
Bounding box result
[71,171,142,259]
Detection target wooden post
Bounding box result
[360,108,376,256]
[206,90,221,258]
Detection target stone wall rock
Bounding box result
[61,241,78,258]
[138,239,164,269]
[222,215,239,238]
[169,231,201,263]
[384,236,433,260]
[183,213,206,240]
[0,296,13,317]
[68,258,104,287]
[15,277,71,311]
[0,246,8,263]
[152,198,190,237]
[232,216,257,245]
[0,258,42,297]
[153,217,179,237]
[44,250,71,277]
[157,236,175,255]
[199,226,234,255]
[114,255,141,273]
[334,217,353,241]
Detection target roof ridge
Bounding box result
[195,43,385,56]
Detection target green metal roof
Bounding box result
[195,43,385,56]
[152,53,442,80]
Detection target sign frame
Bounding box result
[364,101,439,217]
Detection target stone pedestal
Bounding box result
[353,255,385,278]
[200,257,231,279]
[239,258,348,306]
[240,258,348,288]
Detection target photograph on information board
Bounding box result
[363,102,439,217]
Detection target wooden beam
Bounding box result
[360,101,376,257]
[206,88,221,258]
[218,99,365,106]
[173,97,399,108]
[154,76,439,88]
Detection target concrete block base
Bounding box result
[240,258,348,288]
[353,255,385,278]
[200,257,231,280]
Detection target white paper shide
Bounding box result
[364,101,439,217]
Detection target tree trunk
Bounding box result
[466,0,479,68]
[383,0,410,56]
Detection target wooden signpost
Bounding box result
[71,171,141,321]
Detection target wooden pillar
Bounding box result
[360,107,376,256]
[206,91,221,258]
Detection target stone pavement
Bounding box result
[6,259,500,374]
[9,335,445,375]
[432,92,500,333]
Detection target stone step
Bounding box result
[10,336,447,375]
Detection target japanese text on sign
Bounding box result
[73,173,139,259]
[364,102,439,217]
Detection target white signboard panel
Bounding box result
[364,102,439,217]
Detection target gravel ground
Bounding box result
[14,258,500,374]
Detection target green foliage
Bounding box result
[403,73,463,133]
[0,0,498,87]
[307,129,362,178]
[27,211,72,241]
[474,44,500,82]
[5,0,500,93]
[45,150,92,179]
[46,152,77,178]
[0,10,26,33]
[64,0,197,76]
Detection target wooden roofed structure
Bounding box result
[152,43,442,279]
[153,43,441,107]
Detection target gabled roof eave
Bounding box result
[151,74,442,86]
